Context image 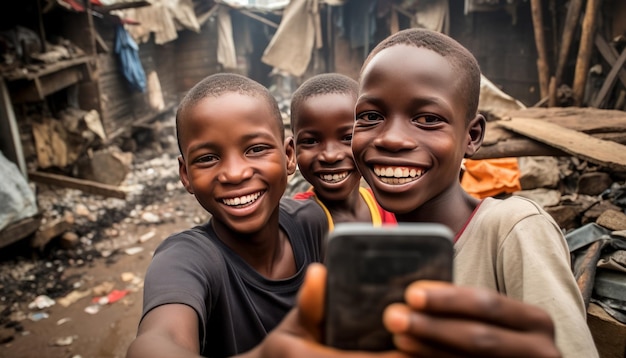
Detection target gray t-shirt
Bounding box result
[141,198,327,357]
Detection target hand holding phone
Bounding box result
[323,223,454,351]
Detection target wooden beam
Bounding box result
[499,107,626,133]
[573,0,602,106]
[591,47,626,108]
[238,9,279,28]
[530,0,550,99]
[498,118,626,171]
[554,0,583,87]
[595,34,626,89]
[473,138,567,160]
[28,171,128,199]
[30,216,72,250]
[0,215,42,249]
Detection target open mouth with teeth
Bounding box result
[222,191,263,207]
[319,171,349,183]
[373,165,426,184]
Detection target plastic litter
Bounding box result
[28,312,49,321]
[28,295,55,310]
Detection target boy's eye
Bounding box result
[414,114,443,125]
[297,137,318,146]
[342,133,353,142]
[356,112,382,122]
[196,154,218,164]
[248,145,270,155]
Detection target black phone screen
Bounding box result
[324,223,453,351]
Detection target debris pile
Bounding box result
[0,126,205,343]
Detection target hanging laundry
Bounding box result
[114,24,146,92]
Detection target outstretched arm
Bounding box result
[126,304,202,358]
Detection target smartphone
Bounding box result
[323,222,454,351]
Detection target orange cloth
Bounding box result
[461,158,522,199]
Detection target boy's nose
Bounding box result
[319,142,345,163]
[373,121,417,152]
[218,157,253,183]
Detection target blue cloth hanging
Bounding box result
[114,24,146,93]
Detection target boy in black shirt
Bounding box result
[127,73,327,358]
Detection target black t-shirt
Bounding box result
[141,198,327,357]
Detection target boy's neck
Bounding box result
[396,188,480,235]
[317,187,371,223]
[210,217,297,279]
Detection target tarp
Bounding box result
[261,0,322,76]
[115,24,146,92]
[0,152,38,231]
[461,158,522,199]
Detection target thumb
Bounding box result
[297,263,327,341]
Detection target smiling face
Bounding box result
[178,92,295,235]
[292,93,361,202]
[353,45,483,217]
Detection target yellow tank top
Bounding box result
[311,187,382,231]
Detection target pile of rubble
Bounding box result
[0,129,205,341]
[515,156,626,232]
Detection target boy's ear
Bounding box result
[284,136,297,175]
[178,155,194,195]
[464,114,486,158]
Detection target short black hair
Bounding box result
[176,72,284,155]
[361,28,481,121]
[290,73,358,130]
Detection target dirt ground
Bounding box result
[0,125,214,358]
[0,190,206,358]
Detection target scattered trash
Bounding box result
[121,272,136,282]
[84,304,101,315]
[28,295,55,310]
[94,289,129,305]
[56,317,71,326]
[124,247,144,255]
[139,230,155,243]
[57,289,91,307]
[53,335,77,346]
[140,212,160,223]
[91,281,115,296]
[28,312,49,321]
[9,310,26,322]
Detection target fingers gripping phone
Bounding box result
[323,223,454,351]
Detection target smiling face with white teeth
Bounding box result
[178,92,295,236]
[352,44,485,218]
[292,92,362,203]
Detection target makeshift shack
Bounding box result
[1,1,626,355]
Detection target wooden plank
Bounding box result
[28,171,128,199]
[0,214,42,249]
[595,34,626,89]
[555,0,584,87]
[473,138,567,160]
[530,0,549,98]
[2,57,92,81]
[573,0,602,106]
[498,118,626,171]
[30,216,72,250]
[591,47,626,108]
[500,107,626,133]
[7,62,91,103]
[93,0,150,12]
